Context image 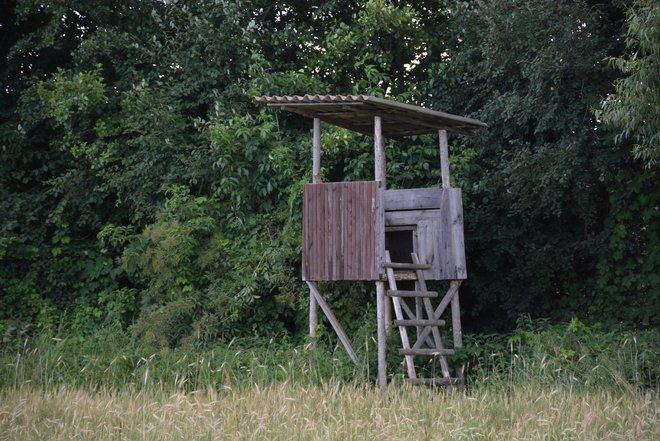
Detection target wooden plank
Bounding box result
[417,220,439,280]
[376,182,385,279]
[318,183,326,279]
[437,191,451,280]
[332,183,341,279]
[386,290,438,298]
[448,189,467,279]
[324,182,332,279]
[360,183,368,280]
[383,188,445,211]
[385,271,418,281]
[439,130,450,188]
[302,185,310,281]
[393,319,446,327]
[366,181,378,280]
[342,183,350,279]
[367,183,374,276]
[383,262,431,270]
[385,209,442,226]
[408,377,464,386]
[376,281,387,391]
[399,348,456,356]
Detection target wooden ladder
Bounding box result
[384,250,464,387]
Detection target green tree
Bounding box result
[426,0,657,328]
[2,0,656,345]
[600,0,659,167]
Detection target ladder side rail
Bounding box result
[385,251,417,380]
[412,253,451,380]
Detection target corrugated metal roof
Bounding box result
[256,94,371,104]
[255,94,487,138]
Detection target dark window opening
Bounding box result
[386,228,414,263]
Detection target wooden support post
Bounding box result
[374,116,386,187]
[438,130,464,379]
[439,129,464,350]
[450,281,463,348]
[374,116,392,335]
[374,116,392,389]
[374,116,388,391]
[313,118,321,183]
[385,295,392,337]
[415,278,423,341]
[309,118,321,347]
[376,281,387,391]
[439,129,450,188]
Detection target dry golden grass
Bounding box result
[0,382,657,440]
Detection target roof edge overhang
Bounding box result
[255,94,487,138]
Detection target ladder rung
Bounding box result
[393,319,446,327]
[408,377,464,386]
[383,262,432,270]
[399,348,456,356]
[393,271,417,281]
[387,290,438,298]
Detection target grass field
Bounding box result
[1,324,657,440]
[1,382,657,440]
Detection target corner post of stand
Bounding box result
[439,129,463,349]
[309,118,321,347]
[375,116,388,391]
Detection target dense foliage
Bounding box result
[1,0,658,347]
[600,0,659,167]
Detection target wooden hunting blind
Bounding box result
[256,94,487,389]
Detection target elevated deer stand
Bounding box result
[256,95,487,390]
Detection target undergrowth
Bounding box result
[0,318,658,393]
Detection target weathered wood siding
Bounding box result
[302,181,383,281]
[384,188,467,280]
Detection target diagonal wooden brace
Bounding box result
[412,253,451,379]
[306,281,360,366]
[411,280,462,350]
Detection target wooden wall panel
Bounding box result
[302,181,382,281]
[383,188,445,211]
[384,188,467,280]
